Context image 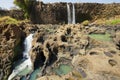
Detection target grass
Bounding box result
[89,33,112,41]
[106,19,120,25]
[93,16,120,25]
[81,20,90,26]
[0,16,29,25]
[0,16,19,24]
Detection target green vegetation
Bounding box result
[106,19,120,25]
[54,64,72,75]
[14,0,33,18]
[0,16,29,25]
[89,33,112,41]
[81,20,90,26]
[94,17,120,25]
[0,16,19,24]
[46,28,55,34]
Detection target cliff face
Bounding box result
[0,10,24,20]
[30,2,67,24]
[30,2,120,24]
[0,23,26,80]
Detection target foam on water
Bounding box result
[67,3,72,24]
[8,34,33,80]
[72,3,76,24]
[67,3,76,24]
[23,34,34,58]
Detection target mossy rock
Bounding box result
[81,20,90,26]
[54,64,72,75]
[89,33,112,41]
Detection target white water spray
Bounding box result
[72,3,76,24]
[67,3,72,24]
[23,34,34,58]
[67,3,76,24]
[8,34,33,80]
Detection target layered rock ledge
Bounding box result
[30,2,120,24]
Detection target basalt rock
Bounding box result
[30,2,120,24]
[30,2,67,24]
[29,24,91,78]
[72,47,120,80]
[27,24,120,80]
[0,10,24,20]
[113,31,120,50]
[1,23,120,80]
[0,24,25,80]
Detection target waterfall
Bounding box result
[67,3,72,24]
[23,34,34,58]
[67,3,76,24]
[8,34,33,80]
[72,3,76,24]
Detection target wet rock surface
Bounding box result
[1,23,120,80]
[28,24,120,80]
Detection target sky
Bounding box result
[0,0,120,9]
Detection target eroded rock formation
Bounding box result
[1,23,120,80]
[28,24,120,80]
[0,23,25,80]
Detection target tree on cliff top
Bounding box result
[14,0,35,18]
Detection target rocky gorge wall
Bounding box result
[30,2,120,24]
[0,10,24,20]
[0,23,27,80]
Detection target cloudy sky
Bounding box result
[0,0,120,9]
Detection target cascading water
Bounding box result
[72,3,76,24]
[67,3,76,24]
[23,34,34,58]
[67,3,72,24]
[8,34,33,80]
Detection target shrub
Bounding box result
[0,16,29,25]
[14,0,33,19]
[82,20,89,26]
[0,16,19,24]
[106,19,120,25]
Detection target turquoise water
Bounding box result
[54,64,72,75]
[19,68,32,76]
[29,69,41,80]
[89,33,112,41]
[21,64,71,80]
[20,69,40,80]
[20,76,26,80]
